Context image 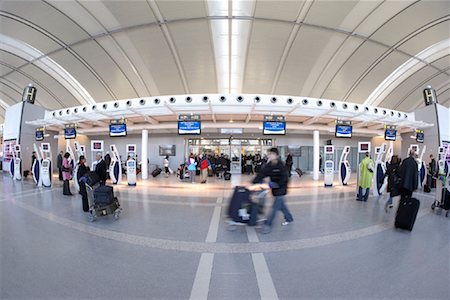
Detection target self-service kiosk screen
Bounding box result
[127,161,136,167]
[416,132,424,143]
[325,146,333,153]
[325,162,333,168]
[178,121,201,135]
[64,127,76,139]
[263,121,286,135]
[42,144,49,151]
[109,124,127,137]
[384,129,397,141]
[360,143,369,152]
[93,142,102,150]
[335,125,352,138]
[128,146,135,152]
[42,161,49,168]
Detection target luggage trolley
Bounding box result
[225,185,268,230]
[84,172,122,222]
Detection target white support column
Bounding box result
[313,130,320,180]
[141,129,148,180]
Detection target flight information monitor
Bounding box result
[35,129,44,141]
[335,125,352,138]
[416,130,424,143]
[263,121,286,135]
[64,127,76,139]
[178,121,201,135]
[384,128,397,141]
[109,123,127,137]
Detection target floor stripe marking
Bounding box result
[205,197,223,243]
[246,226,259,243]
[252,253,279,300]
[189,253,214,300]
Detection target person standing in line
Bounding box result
[384,155,401,212]
[357,152,374,202]
[251,147,293,234]
[163,155,170,177]
[104,152,111,179]
[199,154,210,184]
[427,154,437,188]
[399,150,419,200]
[62,152,73,196]
[187,154,197,184]
[285,153,293,178]
[57,151,63,181]
[94,153,107,185]
[31,151,37,170]
[319,154,323,173]
[77,155,90,212]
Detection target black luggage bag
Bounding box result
[424,185,431,193]
[94,185,115,205]
[224,172,231,180]
[441,189,450,210]
[228,186,258,226]
[152,168,162,178]
[295,168,303,177]
[85,171,101,187]
[395,197,420,231]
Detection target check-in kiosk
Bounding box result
[72,141,86,192]
[126,144,137,186]
[324,145,334,187]
[109,144,122,184]
[433,146,450,216]
[380,142,394,194]
[32,143,42,186]
[91,140,104,170]
[10,145,22,181]
[373,143,387,197]
[40,143,52,187]
[418,145,427,188]
[338,146,351,186]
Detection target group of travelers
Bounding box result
[358,149,438,213]
[184,153,232,183]
[241,154,267,175]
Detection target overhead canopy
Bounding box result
[0,0,449,125]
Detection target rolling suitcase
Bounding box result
[152,168,162,178]
[227,186,258,226]
[295,168,303,177]
[93,185,115,205]
[395,197,420,231]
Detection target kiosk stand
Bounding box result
[126,144,137,186]
[91,140,104,170]
[40,143,52,187]
[418,145,427,188]
[10,145,22,181]
[432,146,450,216]
[324,145,334,187]
[109,144,122,185]
[73,141,86,192]
[338,146,351,186]
[32,143,42,187]
[373,143,387,197]
[66,141,77,191]
[380,142,394,194]
[356,142,371,196]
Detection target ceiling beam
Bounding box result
[303,108,334,125]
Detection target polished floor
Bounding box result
[0,172,449,299]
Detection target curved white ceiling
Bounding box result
[0,0,448,122]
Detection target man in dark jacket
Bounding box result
[399,150,419,199]
[285,153,293,177]
[57,151,63,181]
[94,153,107,185]
[251,147,293,234]
[427,154,437,188]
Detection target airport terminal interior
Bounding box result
[0,0,449,299]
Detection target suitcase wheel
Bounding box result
[113,208,122,220]
[431,203,435,210]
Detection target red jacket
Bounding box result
[200,158,210,170]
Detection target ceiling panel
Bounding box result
[0,50,28,69]
[321,41,386,100]
[0,89,19,106]
[102,0,156,28]
[396,72,449,111]
[346,52,409,104]
[428,54,450,70]
[379,65,438,109]
[0,17,61,54]
[71,40,138,100]
[3,72,60,110]
[117,26,185,95]
[397,21,450,57]
[48,50,112,102]
[21,64,79,106]
[303,0,358,29]
[167,20,216,93]
[0,0,89,45]
[156,0,207,20]
[243,20,293,94]
[254,1,305,21]
[0,64,14,77]
[275,26,337,96]
[370,1,450,47]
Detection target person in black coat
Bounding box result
[57,151,63,181]
[384,155,401,212]
[94,153,107,185]
[427,154,437,188]
[77,156,90,212]
[252,147,293,234]
[285,153,293,177]
[399,150,419,200]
